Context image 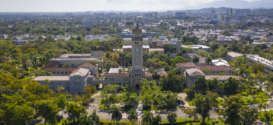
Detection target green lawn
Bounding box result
[186,96,268,106]
[160,118,225,125]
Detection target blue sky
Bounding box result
[0,0,267,12]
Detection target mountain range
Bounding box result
[180,0,273,10]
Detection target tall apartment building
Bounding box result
[211,10,216,19]
[226,8,233,16]
[235,9,250,17]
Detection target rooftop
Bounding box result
[43,61,60,68]
[212,59,230,66]
[70,68,90,76]
[107,73,130,77]
[185,68,205,76]
[78,63,97,68]
[196,65,235,70]
[205,75,241,81]
[176,63,196,67]
[227,52,243,57]
[109,68,122,73]
[187,53,206,64]
[33,76,69,81]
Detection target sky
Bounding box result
[0,0,267,12]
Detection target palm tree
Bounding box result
[152,114,162,125]
[90,110,100,124]
[79,113,96,125]
[167,112,177,125]
[142,111,152,125]
[205,55,212,65]
[109,105,124,124]
[152,70,160,85]
[128,108,138,123]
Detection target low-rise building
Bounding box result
[183,53,206,66]
[176,63,196,71]
[33,68,94,93]
[212,59,230,66]
[185,68,205,88]
[0,34,8,39]
[247,54,273,74]
[196,65,235,75]
[91,50,106,58]
[226,52,243,61]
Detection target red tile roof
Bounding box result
[88,75,94,78]
[42,68,77,71]
[176,63,196,67]
[145,73,152,77]
[43,61,59,68]
[78,63,96,68]
[196,65,235,71]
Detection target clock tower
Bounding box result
[130,24,145,91]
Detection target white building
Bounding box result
[33,68,94,93]
[247,54,273,74]
[212,59,230,66]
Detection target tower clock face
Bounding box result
[136,49,139,52]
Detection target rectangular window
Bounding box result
[58,83,62,85]
[110,78,114,81]
[61,72,64,74]
[65,82,69,85]
[117,78,121,81]
[74,77,80,80]
[124,78,128,81]
[51,82,54,85]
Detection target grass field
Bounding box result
[186,96,268,106]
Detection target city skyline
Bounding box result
[0,0,272,12]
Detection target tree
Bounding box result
[201,69,211,75]
[101,59,119,71]
[66,103,86,123]
[160,69,185,92]
[79,113,96,125]
[252,63,265,74]
[219,94,242,125]
[152,115,162,125]
[177,47,188,56]
[76,35,84,41]
[193,93,213,124]
[221,77,239,95]
[205,55,212,65]
[167,112,177,125]
[0,94,34,125]
[249,71,267,91]
[181,107,198,122]
[194,77,207,93]
[222,31,231,36]
[210,43,219,52]
[128,108,138,123]
[163,44,175,54]
[83,84,97,97]
[109,105,123,123]
[56,94,67,115]
[90,109,100,124]
[62,63,71,68]
[36,100,61,124]
[142,111,153,125]
[193,55,199,64]
[152,70,160,85]
[240,107,258,125]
